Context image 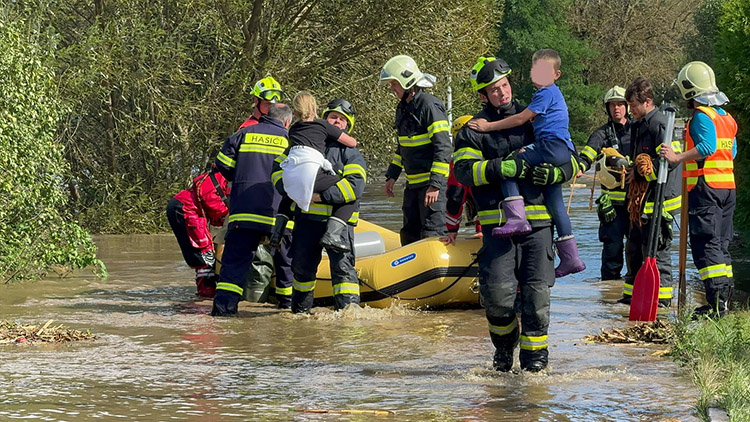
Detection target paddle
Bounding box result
[630,107,676,321]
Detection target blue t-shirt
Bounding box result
[527,84,574,151]
[689,107,737,159]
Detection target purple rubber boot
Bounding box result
[554,235,586,277]
[492,197,532,238]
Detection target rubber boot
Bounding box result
[211,290,241,316]
[492,347,514,372]
[492,197,531,238]
[196,273,218,298]
[521,357,548,373]
[268,214,289,249]
[554,235,586,278]
[319,217,350,253]
[694,285,731,318]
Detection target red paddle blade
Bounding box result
[630,257,660,321]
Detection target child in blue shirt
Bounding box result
[468,49,585,277]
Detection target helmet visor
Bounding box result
[257,89,283,103]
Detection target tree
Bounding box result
[0,16,104,283]
[714,0,750,230]
[29,0,498,233]
[498,0,600,144]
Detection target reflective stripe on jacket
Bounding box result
[384,91,452,189]
[215,116,289,232]
[684,106,737,191]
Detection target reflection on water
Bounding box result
[0,185,707,421]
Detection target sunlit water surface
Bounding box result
[4,185,736,421]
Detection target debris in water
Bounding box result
[584,319,673,344]
[0,320,96,344]
[293,408,396,416]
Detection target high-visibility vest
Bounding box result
[683,106,737,191]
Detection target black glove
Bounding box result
[596,193,616,223]
[500,152,530,179]
[531,163,564,185]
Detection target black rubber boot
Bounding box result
[492,348,513,372]
[522,359,548,373]
[211,290,241,316]
[319,217,350,253]
[268,214,289,249]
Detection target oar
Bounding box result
[677,162,689,312]
[630,107,676,321]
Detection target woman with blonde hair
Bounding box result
[270,91,358,252]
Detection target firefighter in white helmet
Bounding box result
[380,55,452,245]
[660,61,738,317]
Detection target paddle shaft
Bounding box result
[644,110,676,260]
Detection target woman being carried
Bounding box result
[270,92,357,252]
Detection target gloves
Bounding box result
[500,153,529,179]
[531,163,564,185]
[596,193,616,223]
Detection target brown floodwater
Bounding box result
[1,185,723,421]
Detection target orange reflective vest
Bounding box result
[683,106,737,191]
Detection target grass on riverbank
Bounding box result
[670,310,750,421]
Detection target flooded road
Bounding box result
[0,185,716,421]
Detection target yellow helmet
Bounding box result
[603,85,626,105]
[322,98,356,132]
[252,76,284,103]
[451,115,473,138]
[470,56,512,92]
[379,55,423,90]
[676,61,718,100]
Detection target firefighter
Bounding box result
[380,55,452,245]
[443,115,480,245]
[166,166,230,298]
[577,86,633,282]
[622,77,682,308]
[453,57,578,372]
[238,76,284,129]
[211,104,294,316]
[234,76,294,307]
[273,99,366,313]
[660,61,737,317]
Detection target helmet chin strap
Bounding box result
[496,98,514,112]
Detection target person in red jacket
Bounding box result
[167,167,230,298]
[443,115,481,245]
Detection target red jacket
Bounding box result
[174,171,230,250]
[445,162,480,233]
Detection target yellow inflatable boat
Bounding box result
[312,220,481,309]
[215,220,481,309]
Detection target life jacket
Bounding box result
[683,106,737,191]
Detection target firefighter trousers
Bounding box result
[598,203,629,280]
[478,225,554,368]
[400,185,447,246]
[688,179,736,307]
[290,218,360,313]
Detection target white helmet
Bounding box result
[380,55,424,90]
[675,61,728,106]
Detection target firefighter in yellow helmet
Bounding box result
[380,55,452,245]
[238,76,285,130]
[452,56,578,373]
[660,61,738,317]
[577,86,634,286]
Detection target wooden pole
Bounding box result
[567,175,577,213]
[677,169,689,312]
